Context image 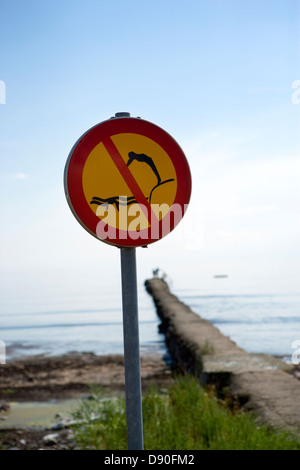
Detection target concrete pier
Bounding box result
[145,278,300,434]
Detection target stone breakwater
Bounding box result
[145,278,300,434]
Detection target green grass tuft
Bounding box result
[72,375,300,450]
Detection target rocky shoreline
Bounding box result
[0,352,172,401]
[0,352,172,450]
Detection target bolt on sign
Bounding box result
[64,114,192,247]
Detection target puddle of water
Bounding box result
[0,399,80,429]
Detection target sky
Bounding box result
[0,0,300,298]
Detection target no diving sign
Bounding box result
[64,113,192,247]
[64,112,192,449]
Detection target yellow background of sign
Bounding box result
[82,133,177,231]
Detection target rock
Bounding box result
[42,433,59,446]
[51,422,64,431]
[0,403,10,412]
[51,416,77,430]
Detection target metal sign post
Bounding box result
[120,247,143,450]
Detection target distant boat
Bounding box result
[213,275,228,278]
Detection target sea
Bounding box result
[0,269,299,362]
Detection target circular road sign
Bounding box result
[64,113,192,248]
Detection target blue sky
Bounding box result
[0,0,300,294]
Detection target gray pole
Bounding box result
[120,247,144,450]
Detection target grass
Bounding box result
[71,374,300,450]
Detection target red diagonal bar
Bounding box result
[102,136,159,224]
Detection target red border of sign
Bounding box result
[64,116,192,247]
